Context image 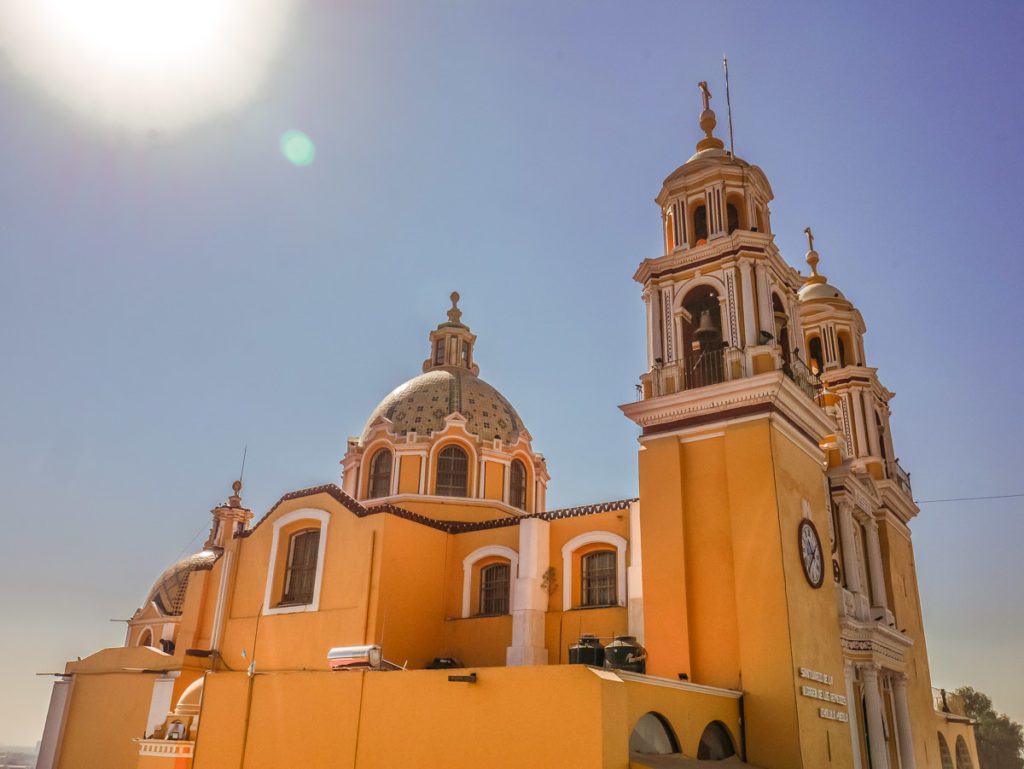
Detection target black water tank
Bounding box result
[568,634,605,666]
[603,635,646,673]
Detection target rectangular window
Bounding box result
[282,529,320,605]
[479,563,510,615]
[581,550,616,607]
[434,338,445,365]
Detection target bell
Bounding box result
[694,309,720,341]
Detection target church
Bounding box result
[36,84,980,769]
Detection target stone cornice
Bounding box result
[620,371,837,447]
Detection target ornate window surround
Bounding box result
[461,545,518,618]
[561,531,627,610]
[262,508,330,616]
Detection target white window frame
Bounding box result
[461,545,518,618]
[561,531,627,610]
[262,508,330,616]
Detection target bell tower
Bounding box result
[622,83,852,769]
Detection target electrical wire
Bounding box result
[915,492,1024,504]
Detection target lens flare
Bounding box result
[1,0,292,130]
[280,130,316,166]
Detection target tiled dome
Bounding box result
[143,550,219,616]
[362,367,524,444]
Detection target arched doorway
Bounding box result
[697,721,737,760]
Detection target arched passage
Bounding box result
[697,721,736,760]
[629,712,679,756]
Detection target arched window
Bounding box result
[509,459,527,510]
[693,205,708,243]
[434,338,446,365]
[629,712,679,756]
[367,449,392,499]
[478,562,511,615]
[581,550,617,607]
[282,528,320,605]
[137,628,153,647]
[955,736,973,769]
[436,445,469,497]
[938,733,954,769]
[697,721,736,760]
[837,335,848,367]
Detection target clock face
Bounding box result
[798,519,824,588]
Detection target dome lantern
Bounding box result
[423,291,479,375]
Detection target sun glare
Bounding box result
[1,0,291,130]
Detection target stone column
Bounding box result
[507,517,550,666]
[851,390,869,458]
[754,262,774,337]
[860,664,890,769]
[738,260,758,347]
[864,391,882,458]
[845,661,865,769]
[892,675,916,769]
[863,517,889,612]
[643,288,655,368]
[838,502,864,595]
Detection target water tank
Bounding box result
[603,635,646,674]
[568,634,605,666]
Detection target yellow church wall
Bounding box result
[483,459,504,500]
[190,673,250,769]
[767,423,854,769]
[637,434,692,679]
[548,508,631,613]
[192,665,743,769]
[620,679,740,759]
[720,418,804,769]
[678,432,741,690]
[397,454,421,494]
[372,514,450,669]
[441,615,512,666]
[55,673,154,769]
[441,525,519,619]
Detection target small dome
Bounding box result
[363,367,524,444]
[798,281,846,302]
[143,550,219,616]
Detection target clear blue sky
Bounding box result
[1,0,1021,746]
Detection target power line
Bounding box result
[915,492,1024,504]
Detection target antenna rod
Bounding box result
[239,444,248,483]
[723,56,735,157]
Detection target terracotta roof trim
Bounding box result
[239,483,637,537]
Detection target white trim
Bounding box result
[262,508,330,616]
[461,545,518,618]
[561,531,628,610]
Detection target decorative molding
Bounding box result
[461,545,519,618]
[560,530,628,610]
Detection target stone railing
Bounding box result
[135,739,195,757]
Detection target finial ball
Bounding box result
[232,480,242,494]
[450,291,460,306]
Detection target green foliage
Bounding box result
[955,687,1024,769]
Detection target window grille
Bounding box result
[368,449,392,499]
[478,562,510,615]
[509,459,527,510]
[436,445,468,497]
[282,529,320,605]
[581,550,616,607]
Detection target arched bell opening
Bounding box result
[726,193,745,233]
[692,204,708,245]
[629,712,680,757]
[679,285,726,388]
[808,335,824,375]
